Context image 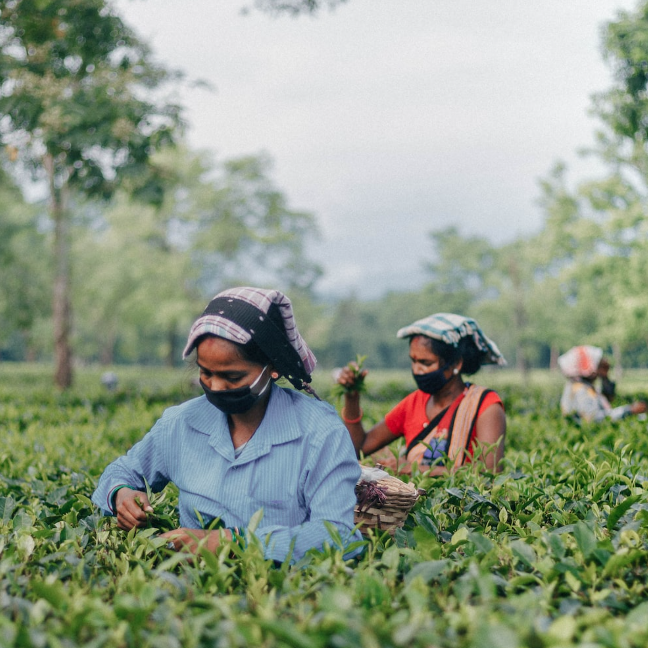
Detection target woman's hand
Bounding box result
[160,528,231,554]
[336,363,368,393]
[335,358,396,459]
[114,488,154,530]
[631,401,648,415]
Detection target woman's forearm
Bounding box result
[341,392,366,454]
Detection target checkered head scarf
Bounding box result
[557,345,603,379]
[396,312,507,366]
[183,287,318,394]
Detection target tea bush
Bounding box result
[2,363,648,647]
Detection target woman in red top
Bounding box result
[336,313,507,475]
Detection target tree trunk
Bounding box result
[516,346,529,375]
[45,153,73,389]
[100,334,116,365]
[549,345,560,370]
[21,330,37,362]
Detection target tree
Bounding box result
[0,161,50,360]
[194,153,322,295]
[72,194,198,366]
[596,3,648,146]
[0,0,181,387]
[72,147,322,366]
[575,173,648,363]
[424,226,496,314]
[554,3,648,367]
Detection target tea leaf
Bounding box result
[607,493,641,531]
[330,354,368,399]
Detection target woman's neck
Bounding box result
[228,388,272,448]
[429,376,466,408]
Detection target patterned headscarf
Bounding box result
[183,287,317,392]
[396,312,507,366]
[557,345,603,379]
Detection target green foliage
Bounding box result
[0,0,185,388]
[195,152,322,293]
[597,2,648,142]
[0,143,322,366]
[3,364,648,645]
[4,0,648,380]
[330,354,368,399]
[68,147,321,366]
[0,166,50,358]
[310,288,447,370]
[425,226,496,312]
[0,0,181,198]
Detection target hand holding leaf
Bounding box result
[331,355,368,398]
[115,488,153,530]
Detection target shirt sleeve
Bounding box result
[478,390,504,415]
[250,423,363,563]
[91,413,172,515]
[384,393,415,436]
[609,404,632,421]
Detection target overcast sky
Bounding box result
[114,0,638,298]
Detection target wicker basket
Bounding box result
[354,465,425,535]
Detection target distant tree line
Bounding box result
[2,0,648,383]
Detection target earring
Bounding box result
[453,368,459,375]
[271,372,279,379]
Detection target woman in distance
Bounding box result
[336,313,507,475]
[92,287,363,563]
[558,345,646,424]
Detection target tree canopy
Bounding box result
[3,0,648,376]
[0,0,183,387]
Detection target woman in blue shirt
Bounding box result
[92,287,362,563]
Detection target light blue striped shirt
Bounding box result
[92,384,363,562]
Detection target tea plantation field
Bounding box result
[3,363,648,647]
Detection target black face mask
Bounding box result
[412,364,451,395]
[201,366,271,415]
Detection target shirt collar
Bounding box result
[185,384,303,463]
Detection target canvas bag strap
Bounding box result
[446,385,492,468]
[405,390,467,465]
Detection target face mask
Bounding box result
[201,366,271,415]
[412,364,451,395]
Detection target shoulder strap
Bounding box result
[405,405,450,455]
[446,385,493,468]
[405,390,467,465]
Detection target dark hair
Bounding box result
[192,302,286,368]
[413,335,486,376]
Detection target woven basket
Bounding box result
[354,465,425,535]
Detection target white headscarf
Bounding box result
[558,345,603,379]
